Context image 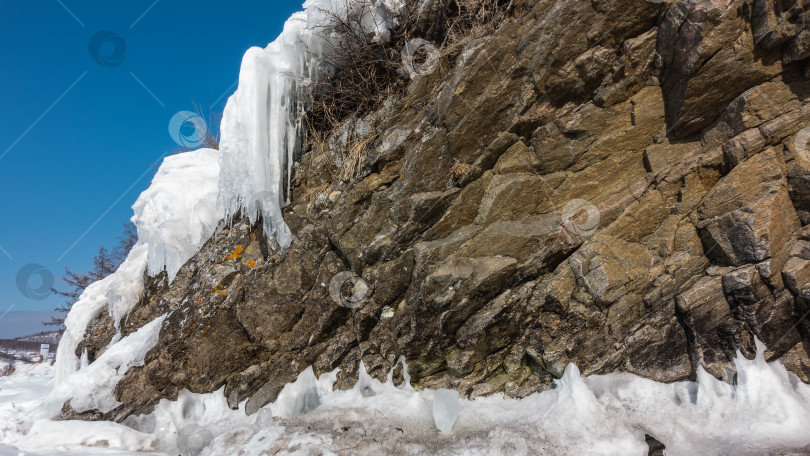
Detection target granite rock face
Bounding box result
[69,0,810,421]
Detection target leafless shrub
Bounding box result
[306,2,410,135]
[303,0,515,183]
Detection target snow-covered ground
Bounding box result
[1,342,810,455]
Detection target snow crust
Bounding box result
[3,344,810,455]
[50,316,166,414]
[131,148,222,283]
[217,0,402,250]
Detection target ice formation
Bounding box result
[45,147,225,442]
[40,2,409,450]
[217,0,403,250]
[4,346,810,455]
[432,388,460,433]
[54,243,148,384]
[270,367,322,418]
[49,315,166,414]
[131,148,222,282]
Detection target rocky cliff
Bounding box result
[66,0,810,422]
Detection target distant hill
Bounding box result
[15,330,63,345]
[0,330,61,364]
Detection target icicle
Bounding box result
[79,349,89,370]
[217,0,404,250]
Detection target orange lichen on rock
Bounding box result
[223,245,244,262]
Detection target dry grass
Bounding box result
[450,162,472,180]
[172,102,221,154]
[436,0,516,58]
[192,101,221,150]
[339,132,379,181]
[301,182,332,216]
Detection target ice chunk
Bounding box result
[354,361,378,397]
[432,388,460,433]
[271,367,321,418]
[254,408,274,430]
[217,0,403,250]
[131,148,222,283]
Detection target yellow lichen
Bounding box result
[223,245,245,262]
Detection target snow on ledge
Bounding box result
[131,148,222,283]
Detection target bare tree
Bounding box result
[46,222,138,327]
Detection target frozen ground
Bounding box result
[1,342,810,455]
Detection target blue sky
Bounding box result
[0,0,302,337]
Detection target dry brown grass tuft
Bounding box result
[450,162,472,180]
[339,132,378,181]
